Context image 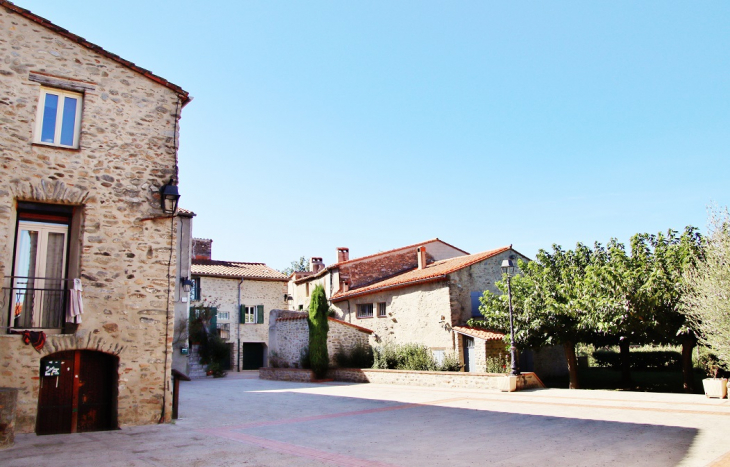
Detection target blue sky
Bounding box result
[22,1,730,270]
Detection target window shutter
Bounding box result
[256,305,264,324]
[209,307,218,334]
[240,304,246,324]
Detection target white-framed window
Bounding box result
[34,87,83,148]
[12,220,69,328]
[217,311,230,321]
[242,305,264,324]
[378,302,387,317]
[357,303,374,319]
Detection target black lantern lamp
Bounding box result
[160,178,180,214]
[180,276,194,293]
[501,258,520,376]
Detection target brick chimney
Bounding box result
[417,246,427,270]
[310,257,324,273]
[193,238,212,260]
[339,277,350,292]
[337,247,349,263]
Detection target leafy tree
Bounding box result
[281,256,310,276]
[470,245,596,389]
[308,284,329,379]
[683,207,730,371]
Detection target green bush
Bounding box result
[372,343,461,372]
[334,342,374,368]
[299,347,311,369]
[308,285,329,378]
[485,354,509,373]
[592,349,681,371]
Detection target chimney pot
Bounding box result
[337,247,350,263]
[417,246,427,270]
[310,257,325,273]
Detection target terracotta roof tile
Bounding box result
[294,238,469,284]
[276,313,373,334]
[452,326,505,341]
[1,1,190,104]
[331,246,511,301]
[192,259,287,281]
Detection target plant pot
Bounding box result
[702,378,728,398]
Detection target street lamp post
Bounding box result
[501,259,520,376]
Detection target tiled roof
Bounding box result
[0,1,190,105]
[191,259,287,281]
[177,208,196,217]
[331,246,511,301]
[452,326,505,342]
[276,313,373,334]
[294,238,470,284]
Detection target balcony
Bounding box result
[2,276,68,329]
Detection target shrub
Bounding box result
[592,349,681,371]
[299,347,311,369]
[485,354,509,373]
[308,285,329,379]
[372,343,459,372]
[437,353,463,372]
[269,350,287,368]
[334,342,374,368]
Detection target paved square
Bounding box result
[5,372,730,466]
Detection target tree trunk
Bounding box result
[564,342,580,389]
[681,333,697,393]
[619,337,632,387]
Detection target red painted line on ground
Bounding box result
[206,429,398,467]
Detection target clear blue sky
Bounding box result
[22,1,730,270]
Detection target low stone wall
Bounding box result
[259,367,544,391]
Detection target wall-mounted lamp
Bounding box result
[180,276,194,293]
[283,293,293,302]
[160,178,181,214]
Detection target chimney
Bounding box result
[337,247,350,263]
[339,277,350,292]
[417,246,427,270]
[193,238,212,260]
[310,257,324,273]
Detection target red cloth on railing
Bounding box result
[9,330,46,352]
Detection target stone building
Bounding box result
[189,238,288,371]
[288,240,535,373]
[0,1,191,434]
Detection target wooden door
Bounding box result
[37,350,117,435]
[241,343,264,370]
[463,336,475,372]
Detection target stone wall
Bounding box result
[0,6,187,433]
[259,367,545,391]
[268,312,372,368]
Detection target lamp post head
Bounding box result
[180,277,194,293]
[501,259,516,277]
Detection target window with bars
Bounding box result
[378,302,387,317]
[357,303,374,319]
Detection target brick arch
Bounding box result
[43,333,125,356]
[11,179,90,205]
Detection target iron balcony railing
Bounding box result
[2,276,70,329]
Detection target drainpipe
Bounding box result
[237,277,243,372]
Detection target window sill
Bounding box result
[32,142,81,152]
[356,316,374,319]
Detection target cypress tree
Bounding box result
[308,285,330,379]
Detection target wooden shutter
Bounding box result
[240,304,246,324]
[209,307,217,334]
[256,305,264,324]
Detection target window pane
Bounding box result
[60,96,78,146]
[41,93,59,143]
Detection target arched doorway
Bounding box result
[37,350,118,435]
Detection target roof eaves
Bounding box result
[331,275,448,302]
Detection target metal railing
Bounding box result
[2,276,69,329]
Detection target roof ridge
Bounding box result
[0,0,190,104]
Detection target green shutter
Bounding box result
[209,307,217,334]
[257,305,264,324]
[240,304,246,324]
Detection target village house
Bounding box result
[0,1,191,434]
[189,238,288,372]
[287,239,532,372]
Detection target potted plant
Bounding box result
[700,352,728,399]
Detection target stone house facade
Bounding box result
[267,309,373,368]
[329,245,529,372]
[189,238,287,371]
[0,1,190,434]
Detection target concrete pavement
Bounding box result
[4,371,730,466]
